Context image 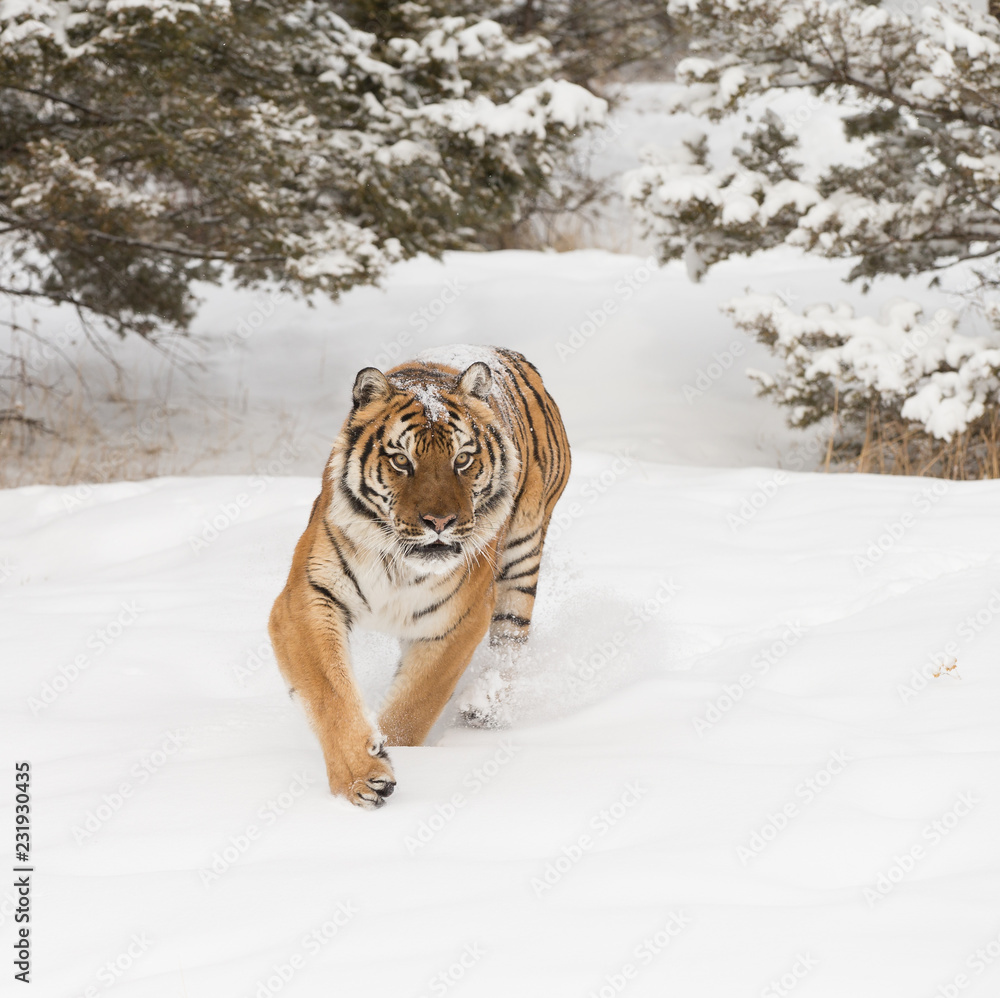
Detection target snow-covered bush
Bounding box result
[0,0,605,339]
[728,294,1000,477]
[342,1,681,87]
[625,0,1000,475]
[628,0,1000,284]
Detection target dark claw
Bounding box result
[368,778,396,798]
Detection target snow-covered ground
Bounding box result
[3,458,1000,997]
[3,81,1000,998]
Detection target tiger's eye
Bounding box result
[454,453,472,470]
[390,453,411,471]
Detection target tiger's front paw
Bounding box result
[350,768,396,809]
[326,733,396,809]
[351,734,396,809]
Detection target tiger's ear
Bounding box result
[352,367,393,409]
[457,362,492,401]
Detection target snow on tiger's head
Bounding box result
[327,359,519,574]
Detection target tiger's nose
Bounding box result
[422,513,457,534]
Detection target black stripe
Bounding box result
[339,471,382,522]
[360,479,392,505]
[423,604,474,641]
[511,584,537,596]
[506,524,542,549]
[509,355,559,471]
[358,432,377,471]
[498,360,540,465]
[307,577,354,628]
[492,613,530,627]
[389,365,443,381]
[476,486,511,517]
[412,571,468,620]
[499,567,539,582]
[506,351,566,485]
[323,521,369,609]
[502,540,542,572]
[484,425,509,489]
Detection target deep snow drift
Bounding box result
[3,457,999,997]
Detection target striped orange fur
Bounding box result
[268,346,570,808]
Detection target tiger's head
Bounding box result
[327,360,519,574]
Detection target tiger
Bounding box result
[268,345,570,808]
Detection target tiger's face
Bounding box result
[328,361,519,574]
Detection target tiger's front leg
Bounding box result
[378,592,495,747]
[268,590,396,808]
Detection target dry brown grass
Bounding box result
[0,338,306,488]
[825,406,1000,480]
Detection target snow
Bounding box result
[5,72,1000,998]
[4,459,1000,996]
[924,6,1000,58]
[398,381,447,423]
[759,179,821,222]
[726,294,1000,441]
[3,230,983,488]
[426,80,606,142]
